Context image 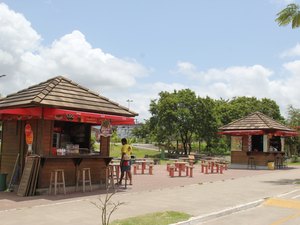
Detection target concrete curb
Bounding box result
[170,198,266,225]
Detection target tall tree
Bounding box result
[276,3,300,28]
[285,105,300,156]
[215,96,282,126]
[194,96,219,153]
[149,89,202,155]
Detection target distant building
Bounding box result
[115,123,142,138]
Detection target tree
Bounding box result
[194,96,219,153]
[149,89,201,155]
[215,97,282,126]
[285,105,300,156]
[276,3,300,29]
[148,89,221,155]
[131,120,152,143]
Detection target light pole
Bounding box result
[126,99,133,109]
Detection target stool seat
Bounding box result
[275,156,283,169]
[49,169,66,195]
[107,165,120,189]
[247,157,256,169]
[76,168,92,192]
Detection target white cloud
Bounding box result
[173,61,300,117]
[280,43,300,58]
[0,3,148,100]
[2,2,300,121]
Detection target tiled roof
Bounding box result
[0,76,138,117]
[219,112,293,131]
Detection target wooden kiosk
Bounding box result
[0,76,137,192]
[218,112,298,169]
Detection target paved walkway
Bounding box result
[1,165,300,225]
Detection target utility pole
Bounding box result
[126,99,133,109]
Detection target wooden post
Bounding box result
[100,136,110,156]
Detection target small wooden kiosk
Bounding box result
[218,112,298,169]
[0,76,137,191]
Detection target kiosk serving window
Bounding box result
[269,136,281,151]
[251,135,263,152]
[52,121,91,154]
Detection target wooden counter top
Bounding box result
[40,154,112,167]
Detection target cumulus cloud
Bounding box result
[173,61,300,117]
[2,2,300,121]
[280,43,300,58]
[0,3,148,98]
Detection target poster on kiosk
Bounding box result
[25,123,33,155]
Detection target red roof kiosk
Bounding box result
[0,76,137,194]
[218,112,298,169]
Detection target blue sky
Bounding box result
[0,0,300,121]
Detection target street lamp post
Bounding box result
[126,99,133,109]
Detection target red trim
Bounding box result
[218,130,265,136]
[273,130,298,137]
[0,107,42,117]
[0,107,135,125]
[0,107,42,120]
[43,108,135,125]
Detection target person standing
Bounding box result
[118,138,133,185]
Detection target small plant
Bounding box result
[92,189,125,225]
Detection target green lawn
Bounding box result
[109,144,161,159]
[110,211,191,225]
[288,162,300,166]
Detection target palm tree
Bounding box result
[276,3,300,29]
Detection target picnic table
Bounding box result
[168,161,194,177]
[200,159,228,174]
[133,159,154,175]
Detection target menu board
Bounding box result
[231,136,243,151]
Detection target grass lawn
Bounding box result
[288,162,300,166]
[109,144,161,159]
[110,211,191,225]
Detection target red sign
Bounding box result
[25,124,33,145]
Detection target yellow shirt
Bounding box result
[121,144,132,159]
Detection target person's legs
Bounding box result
[128,171,132,185]
[118,168,125,185]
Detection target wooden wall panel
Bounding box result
[38,158,107,188]
[36,120,53,156]
[0,121,21,183]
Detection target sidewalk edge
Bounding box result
[171,198,266,225]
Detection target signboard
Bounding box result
[231,136,243,151]
[100,120,112,137]
[25,123,33,153]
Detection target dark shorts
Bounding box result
[121,160,131,172]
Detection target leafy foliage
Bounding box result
[276,3,300,29]
[144,90,284,156]
[149,89,214,155]
[285,105,300,156]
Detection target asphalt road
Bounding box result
[200,189,300,225]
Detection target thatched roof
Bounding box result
[219,112,293,131]
[0,76,137,117]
